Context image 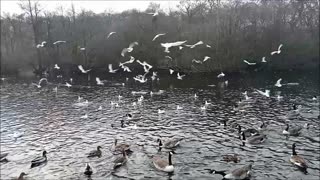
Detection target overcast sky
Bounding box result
[1,1,179,15]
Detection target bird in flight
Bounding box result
[108,64,118,73]
[54,64,60,70]
[78,65,91,73]
[185,41,204,48]
[121,42,139,57]
[271,44,283,55]
[243,60,256,66]
[53,40,66,45]
[152,33,166,41]
[161,41,187,53]
[107,32,116,39]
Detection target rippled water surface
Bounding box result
[1,71,319,180]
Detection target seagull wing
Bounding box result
[129,42,138,48]
[121,48,129,57]
[78,65,85,73]
[278,44,283,51]
[152,33,165,41]
[107,32,116,39]
[108,64,113,72]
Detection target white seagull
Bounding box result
[275,78,282,87]
[161,40,187,53]
[152,33,166,41]
[243,60,256,65]
[107,32,116,39]
[192,59,202,64]
[256,89,270,97]
[262,57,267,63]
[65,82,72,88]
[121,42,139,57]
[271,44,283,55]
[169,69,174,74]
[96,77,104,85]
[108,64,118,73]
[53,40,66,45]
[185,41,204,48]
[54,64,60,70]
[78,65,91,73]
[203,56,211,62]
[177,73,185,80]
[206,44,212,48]
[148,11,159,16]
[32,78,48,88]
[217,72,225,78]
[158,109,165,114]
[36,41,47,48]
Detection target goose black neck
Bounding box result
[168,153,172,165]
[238,125,241,133]
[285,124,289,131]
[260,122,264,128]
[223,120,227,127]
[159,139,162,147]
[292,145,297,155]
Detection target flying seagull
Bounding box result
[78,65,91,73]
[217,72,225,78]
[152,33,166,41]
[275,78,282,87]
[108,64,118,73]
[243,60,256,65]
[54,64,60,70]
[271,44,283,55]
[96,77,104,85]
[36,41,47,48]
[32,78,48,88]
[185,41,203,48]
[256,89,270,97]
[161,41,187,53]
[53,40,66,45]
[177,73,185,80]
[107,32,116,39]
[262,57,267,63]
[121,42,139,57]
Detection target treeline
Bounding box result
[1,0,319,76]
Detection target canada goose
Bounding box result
[17,172,27,180]
[241,132,266,146]
[84,163,93,176]
[31,150,47,168]
[113,150,128,169]
[290,143,308,174]
[113,139,131,153]
[222,154,240,163]
[87,146,102,158]
[152,151,174,172]
[238,125,259,139]
[209,163,253,179]
[157,138,183,149]
[282,124,303,136]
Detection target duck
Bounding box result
[84,163,93,176]
[17,172,27,180]
[113,150,128,169]
[87,146,102,158]
[290,143,308,174]
[209,163,253,179]
[282,124,303,136]
[157,138,183,149]
[112,139,131,153]
[222,154,240,163]
[238,125,259,139]
[31,150,47,168]
[152,151,174,172]
[241,132,266,146]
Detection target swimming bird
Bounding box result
[203,56,211,62]
[81,114,88,119]
[87,146,102,158]
[205,101,211,107]
[177,105,183,110]
[185,41,203,48]
[238,125,259,138]
[107,32,116,39]
[217,72,225,78]
[113,150,128,169]
[261,57,267,63]
[98,106,103,110]
[121,42,138,57]
[36,41,47,48]
[177,73,185,80]
[84,163,93,176]
[256,89,270,97]
[112,139,131,153]
[108,64,118,73]
[53,40,66,45]
[194,94,198,99]
[95,77,104,85]
[158,109,165,114]
[152,151,174,172]
[243,60,256,65]
[282,124,303,136]
[241,132,266,146]
[17,172,27,180]
[312,96,317,101]
[271,44,283,55]
[290,143,308,174]
[200,105,207,111]
[138,95,144,102]
[152,33,166,41]
[169,69,174,74]
[161,40,187,53]
[32,78,48,88]
[222,154,240,163]
[31,150,47,168]
[78,65,91,73]
[275,78,282,87]
[157,138,183,149]
[209,163,252,180]
[54,64,60,70]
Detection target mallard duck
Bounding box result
[113,139,131,153]
[241,132,266,146]
[222,154,240,163]
[157,138,183,149]
[209,163,253,179]
[31,150,47,168]
[17,172,27,180]
[282,124,302,136]
[238,125,259,139]
[290,143,308,174]
[113,150,128,169]
[87,146,102,158]
[152,151,174,172]
[84,163,93,176]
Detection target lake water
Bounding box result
[1,70,319,180]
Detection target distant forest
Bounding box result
[1,0,319,76]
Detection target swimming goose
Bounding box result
[238,125,259,138]
[241,132,266,146]
[152,151,174,172]
[157,138,183,149]
[113,150,128,169]
[113,139,131,153]
[282,124,303,136]
[222,154,240,163]
[87,146,102,158]
[290,143,308,174]
[84,163,93,176]
[209,163,252,179]
[17,172,27,180]
[31,150,47,168]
